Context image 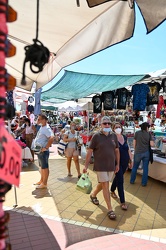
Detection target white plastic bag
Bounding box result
[31,139,35,150]
[81,144,86,160]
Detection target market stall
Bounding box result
[148,156,166,183]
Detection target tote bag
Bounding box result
[57,139,68,156]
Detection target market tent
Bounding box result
[41,105,57,111]
[81,102,93,111]
[58,107,67,112]
[6,1,166,91]
[57,102,85,112]
[41,70,149,102]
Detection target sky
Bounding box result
[43,5,166,92]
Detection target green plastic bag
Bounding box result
[76,173,92,194]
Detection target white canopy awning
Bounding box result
[6,1,166,91]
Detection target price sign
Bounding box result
[0,126,22,187]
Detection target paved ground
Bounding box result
[3,144,166,249]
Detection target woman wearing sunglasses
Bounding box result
[110,122,133,210]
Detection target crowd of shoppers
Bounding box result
[8,113,54,189]
[9,112,155,218]
[82,118,154,219]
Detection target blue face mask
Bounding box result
[103,127,111,133]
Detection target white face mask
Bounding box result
[71,126,75,130]
[115,128,122,134]
[39,123,42,126]
[103,127,111,133]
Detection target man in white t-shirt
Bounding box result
[34,114,54,189]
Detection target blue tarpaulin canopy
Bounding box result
[41,70,149,103]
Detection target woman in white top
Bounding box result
[24,118,36,161]
[63,122,81,178]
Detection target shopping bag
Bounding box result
[31,139,42,153]
[76,173,92,194]
[81,144,86,160]
[31,139,35,150]
[57,139,68,156]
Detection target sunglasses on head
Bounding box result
[102,122,111,125]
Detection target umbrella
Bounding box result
[6,0,166,90]
[86,0,166,36]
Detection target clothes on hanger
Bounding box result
[147,81,161,105]
[28,96,34,103]
[131,83,150,111]
[101,91,116,110]
[116,88,131,109]
[34,88,42,115]
[161,78,166,93]
[27,104,34,112]
[92,94,102,113]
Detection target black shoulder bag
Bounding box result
[149,133,153,164]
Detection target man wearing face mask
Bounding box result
[110,122,133,210]
[63,122,81,178]
[33,114,54,189]
[83,116,120,220]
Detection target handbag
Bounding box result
[149,145,153,164]
[149,133,153,164]
[57,139,68,156]
[76,173,92,194]
[31,139,42,154]
[75,132,83,150]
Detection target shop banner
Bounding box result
[0,126,22,187]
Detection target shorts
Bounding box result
[96,171,114,183]
[65,147,79,157]
[37,151,49,169]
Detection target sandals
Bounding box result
[121,204,128,210]
[67,174,73,177]
[107,210,116,220]
[90,195,99,205]
[111,192,118,198]
[33,182,42,185]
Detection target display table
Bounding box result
[148,155,166,183]
[22,147,32,160]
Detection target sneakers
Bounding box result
[36,184,47,189]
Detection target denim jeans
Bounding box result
[110,163,128,204]
[130,150,149,186]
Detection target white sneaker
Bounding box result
[36,184,47,189]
